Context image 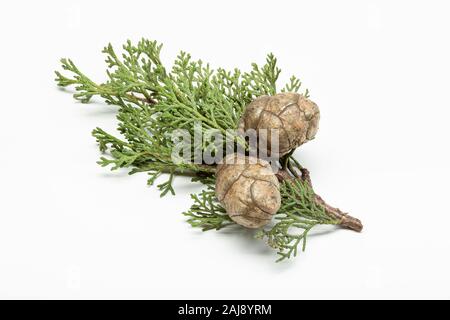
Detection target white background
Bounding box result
[0,0,449,299]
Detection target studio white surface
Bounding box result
[0,0,449,299]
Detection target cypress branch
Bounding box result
[55,38,360,262]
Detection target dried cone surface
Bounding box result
[241,92,320,156]
[215,153,281,228]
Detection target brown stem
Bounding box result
[276,168,363,232]
[128,93,157,104]
[314,194,363,231]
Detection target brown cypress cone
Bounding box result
[239,92,320,157]
[215,153,281,228]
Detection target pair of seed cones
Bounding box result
[215,92,363,232]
